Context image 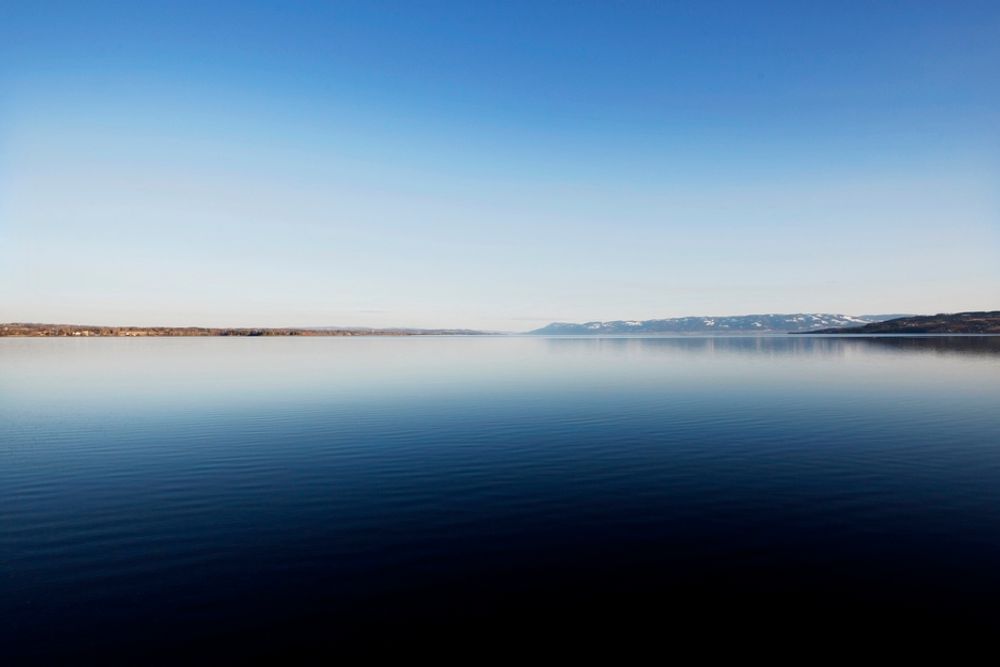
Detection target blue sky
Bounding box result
[2,1,998,329]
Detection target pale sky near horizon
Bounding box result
[2,1,998,330]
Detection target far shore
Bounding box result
[0,323,487,338]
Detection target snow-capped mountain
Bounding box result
[529,314,907,335]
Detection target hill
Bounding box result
[802,311,1000,334]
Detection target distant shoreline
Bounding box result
[5,311,998,337]
[0,323,487,337]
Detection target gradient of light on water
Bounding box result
[3,336,1000,656]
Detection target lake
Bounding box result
[3,335,1000,657]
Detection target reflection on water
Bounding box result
[540,334,1000,358]
[838,334,1000,357]
[2,335,1000,658]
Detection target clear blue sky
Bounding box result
[2,1,998,329]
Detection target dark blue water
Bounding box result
[3,336,1000,657]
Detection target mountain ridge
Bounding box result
[529,313,909,335]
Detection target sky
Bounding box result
[2,1,998,330]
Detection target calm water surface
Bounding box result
[3,336,1000,656]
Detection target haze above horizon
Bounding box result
[2,1,998,330]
